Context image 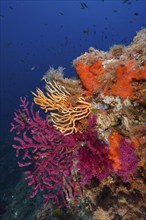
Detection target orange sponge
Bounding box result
[108,132,123,170]
[112,60,146,98]
[75,60,105,94]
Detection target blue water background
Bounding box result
[0,0,146,141]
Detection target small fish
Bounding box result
[83,2,88,8]
[113,10,118,13]
[134,12,139,16]
[31,66,36,71]
[20,59,25,63]
[59,12,64,16]
[0,14,4,19]
[83,28,89,35]
[80,2,88,9]
[9,6,14,10]
[80,2,84,9]
[122,0,130,3]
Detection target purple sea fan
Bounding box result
[117,139,138,182]
[10,97,81,207]
[75,115,113,185]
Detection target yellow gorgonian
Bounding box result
[32,81,91,135]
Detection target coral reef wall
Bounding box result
[9,29,146,219]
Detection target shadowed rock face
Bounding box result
[0,200,7,215]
